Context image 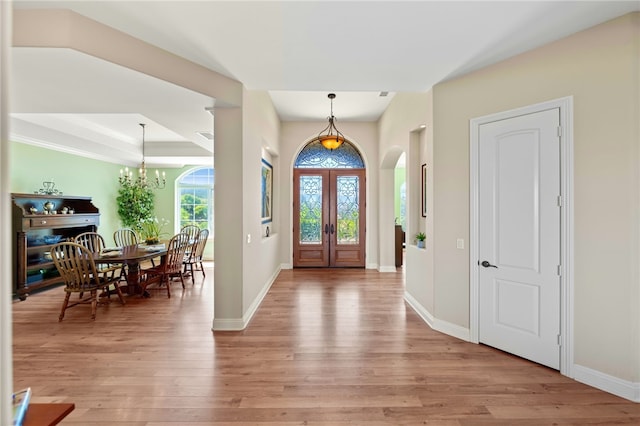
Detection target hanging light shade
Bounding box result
[318,93,345,150]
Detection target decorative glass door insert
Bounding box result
[299,175,324,245]
[335,176,360,245]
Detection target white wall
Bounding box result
[378,93,434,308]
[213,107,244,327]
[241,89,281,314]
[432,13,639,385]
[279,121,379,269]
[213,89,282,329]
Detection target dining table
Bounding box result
[94,243,167,295]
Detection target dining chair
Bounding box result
[74,232,123,291]
[140,232,190,298]
[113,228,138,247]
[180,225,200,262]
[180,225,200,243]
[51,242,126,321]
[113,227,156,276]
[183,228,209,281]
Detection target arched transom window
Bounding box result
[294,139,364,168]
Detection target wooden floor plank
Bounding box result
[12,264,639,424]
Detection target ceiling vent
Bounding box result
[379,91,389,97]
[197,131,214,141]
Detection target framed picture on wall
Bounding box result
[421,163,427,217]
[261,159,273,224]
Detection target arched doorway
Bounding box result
[293,139,366,267]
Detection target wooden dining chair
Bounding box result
[179,225,200,263]
[113,228,138,247]
[112,227,154,277]
[180,225,200,243]
[51,242,126,321]
[140,233,190,298]
[74,231,123,290]
[183,228,209,281]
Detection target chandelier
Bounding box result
[317,93,345,150]
[118,123,166,190]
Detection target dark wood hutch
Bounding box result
[11,193,100,300]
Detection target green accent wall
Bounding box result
[394,166,406,230]
[11,142,214,259]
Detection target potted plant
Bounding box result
[416,232,426,248]
[138,217,169,245]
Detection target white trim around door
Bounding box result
[469,96,574,378]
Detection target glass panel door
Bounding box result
[293,169,366,268]
[335,175,360,245]
[330,170,366,267]
[293,170,329,267]
[299,175,323,245]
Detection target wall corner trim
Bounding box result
[404,291,471,342]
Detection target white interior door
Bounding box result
[478,108,561,369]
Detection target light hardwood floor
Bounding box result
[12,264,640,425]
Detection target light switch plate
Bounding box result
[456,238,464,249]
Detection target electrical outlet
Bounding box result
[247,234,251,244]
[456,238,464,249]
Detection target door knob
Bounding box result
[330,224,335,234]
[481,260,498,268]
[324,224,329,234]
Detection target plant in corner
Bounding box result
[416,232,426,248]
[116,179,155,232]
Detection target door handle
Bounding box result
[330,224,335,234]
[324,224,329,234]
[481,260,498,268]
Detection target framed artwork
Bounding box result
[421,163,427,217]
[261,159,273,224]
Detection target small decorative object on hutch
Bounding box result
[11,193,100,300]
[35,180,62,195]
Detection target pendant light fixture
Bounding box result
[118,123,166,190]
[318,93,345,150]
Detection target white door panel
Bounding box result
[496,130,540,271]
[479,108,561,370]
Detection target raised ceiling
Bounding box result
[10,1,640,167]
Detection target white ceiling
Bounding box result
[10,0,640,167]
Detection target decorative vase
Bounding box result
[417,240,425,249]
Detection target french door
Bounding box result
[293,169,365,267]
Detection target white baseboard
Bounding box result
[406,287,639,403]
[404,291,471,342]
[367,262,379,270]
[378,265,397,273]
[404,291,435,327]
[212,265,281,331]
[211,318,245,331]
[573,364,640,402]
[281,263,292,270]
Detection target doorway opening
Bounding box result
[293,139,366,268]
